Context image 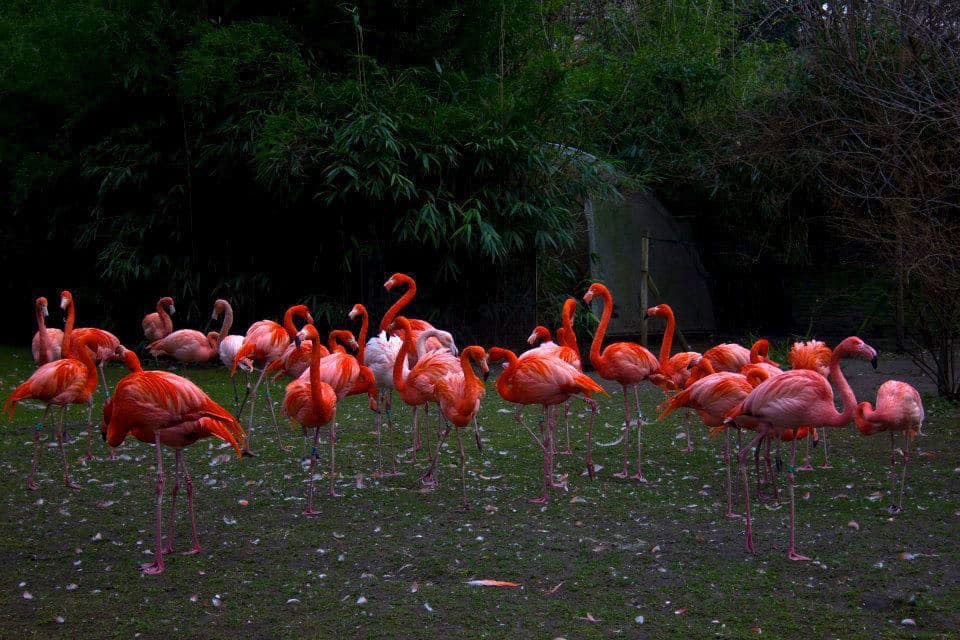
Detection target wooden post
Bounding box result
[640,232,649,348]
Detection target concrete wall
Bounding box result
[585,191,715,339]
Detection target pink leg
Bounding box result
[559,401,572,455]
[681,413,694,453]
[819,427,832,469]
[529,407,552,504]
[142,432,166,574]
[27,406,50,491]
[613,386,632,478]
[384,394,401,476]
[303,428,322,516]
[420,426,449,487]
[723,427,740,518]
[84,401,95,461]
[328,423,342,497]
[584,398,597,479]
[456,427,470,510]
[264,381,291,451]
[373,391,386,478]
[57,407,80,490]
[786,439,810,560]
[630,385,647,481]
[739,430,766,554]
[798,431,814,471]
[545,407,562,488]
[181,456,201,555]
[896,432,911,513]
[242,367,269,456]
[410,405,420,463]
[161,450,182,554]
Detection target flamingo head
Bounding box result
[838,336,878,369]
[36,297,49,317]
[348,303,365,321]
[59,290,73,311]
[159,296,175,315]
[383,272,411,291]
[646,303,669,318]
[583,282,606,304]
[527,326,551,346]
[296,324,321,349]
[212,299,230,320]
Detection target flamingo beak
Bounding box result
[526,331,537,345]
[42,305,49,318]
[294,335,302,349]
[60,296,68,310]
[870,355,878,370]
[168,304,176,315]
[583,291,594,303]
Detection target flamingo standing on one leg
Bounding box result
[854,380,924,514]
[788,340,833,470]
[726,336,877,560]
[583,283,659,481]
[282,325,338,515]
[60,290,123,459]
[350,304,399,477]
[142,297,175,343]
[4,333,102,491]
[420,346,488,509]
[230,304,313,454]
[646,304,701,451]
[488,347,603,503]
[31,296,63,364]
[101,347,246,574]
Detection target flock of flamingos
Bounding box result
[5,274,924,574]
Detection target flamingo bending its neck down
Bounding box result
[489,347,603,503]
[421,346,489,509]
[283,325,338,515]
[646,303,701,451]
[726,336,877,560]
[230,304,313,455]
[855,380,924,514]
[143,297,175,343]
[31,296,63,364]
[4,333,101,491]
[102,347,246,574]
[583,283,659,481]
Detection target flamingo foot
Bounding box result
[557,448,573,456]
[456,501,472,513]
[26,478,38,492]
[787,550,811,561]
[680,446,694,453]
[629,472,647,482]
[612,469,630,479]
[160,544,174,555]
[84,453,94,462]
[725,510,743,519]
[818,463,833,469]
[797,463,814,471]
[745,527,755,554]
[302,507,322,517]
[140,560,165,575]
[64,479,81,490]
[182,545,202,556]
[528,494,550,505]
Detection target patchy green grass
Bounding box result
[0,345,957,639]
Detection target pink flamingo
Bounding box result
[583,283,659,481]
[526,324,581,455]
[147,320,220,365]
[789,340,833,470]
[390,316,459,467]
[726,336,877,560]
[855,380,924,514]
[31,296,63,364]
[420,346,489,508]
[282,325,338,515]
[230,304,313,454]
[102,347,245,574]
[488,347,603,503]
[60,290,122,459]
[646,303,701,451]
[213,299,253,409]
[142,297,175,343]
[350,304,399,477]
[686,339,778,386]
[4,333,101,491]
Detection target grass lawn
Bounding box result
[0,345,958,638]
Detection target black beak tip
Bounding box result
[870,356,878,370]
[294,337,302,349]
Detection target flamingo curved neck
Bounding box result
[35,304,50,361]
[218,303,234,340]
[561,300,579,353]
[493,349,518,402]
[381,278,416,333]
[355,307,368,362]
[392,326,415,393]
[826,347,857,427]
[71,339,99,396]
[589,289,612,368]
[308,336,324,410]
[62,297,76,357]
[157,300,172,334]
[656,308,676,370]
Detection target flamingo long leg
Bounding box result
[162,450,182,554]
[57,407,80,490]
[584,397,598,479]
[243,367,268,455]
[264,381,289,451]
[786,439,810,560]
[328,422,341,497]
[142,432,165,574]
[723,427,739,518]
[303,428,321,516]
[613,386,632,478]
[529,405,552,504]
[897,432,911,513]
[819,427,832,469]
[631,385,646,481]
[421,425,450,487]
[84,400,95,461]
[456,426,469,509]
[738,429,766,554]
[27,406,51,491]
[182,454,201,555]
